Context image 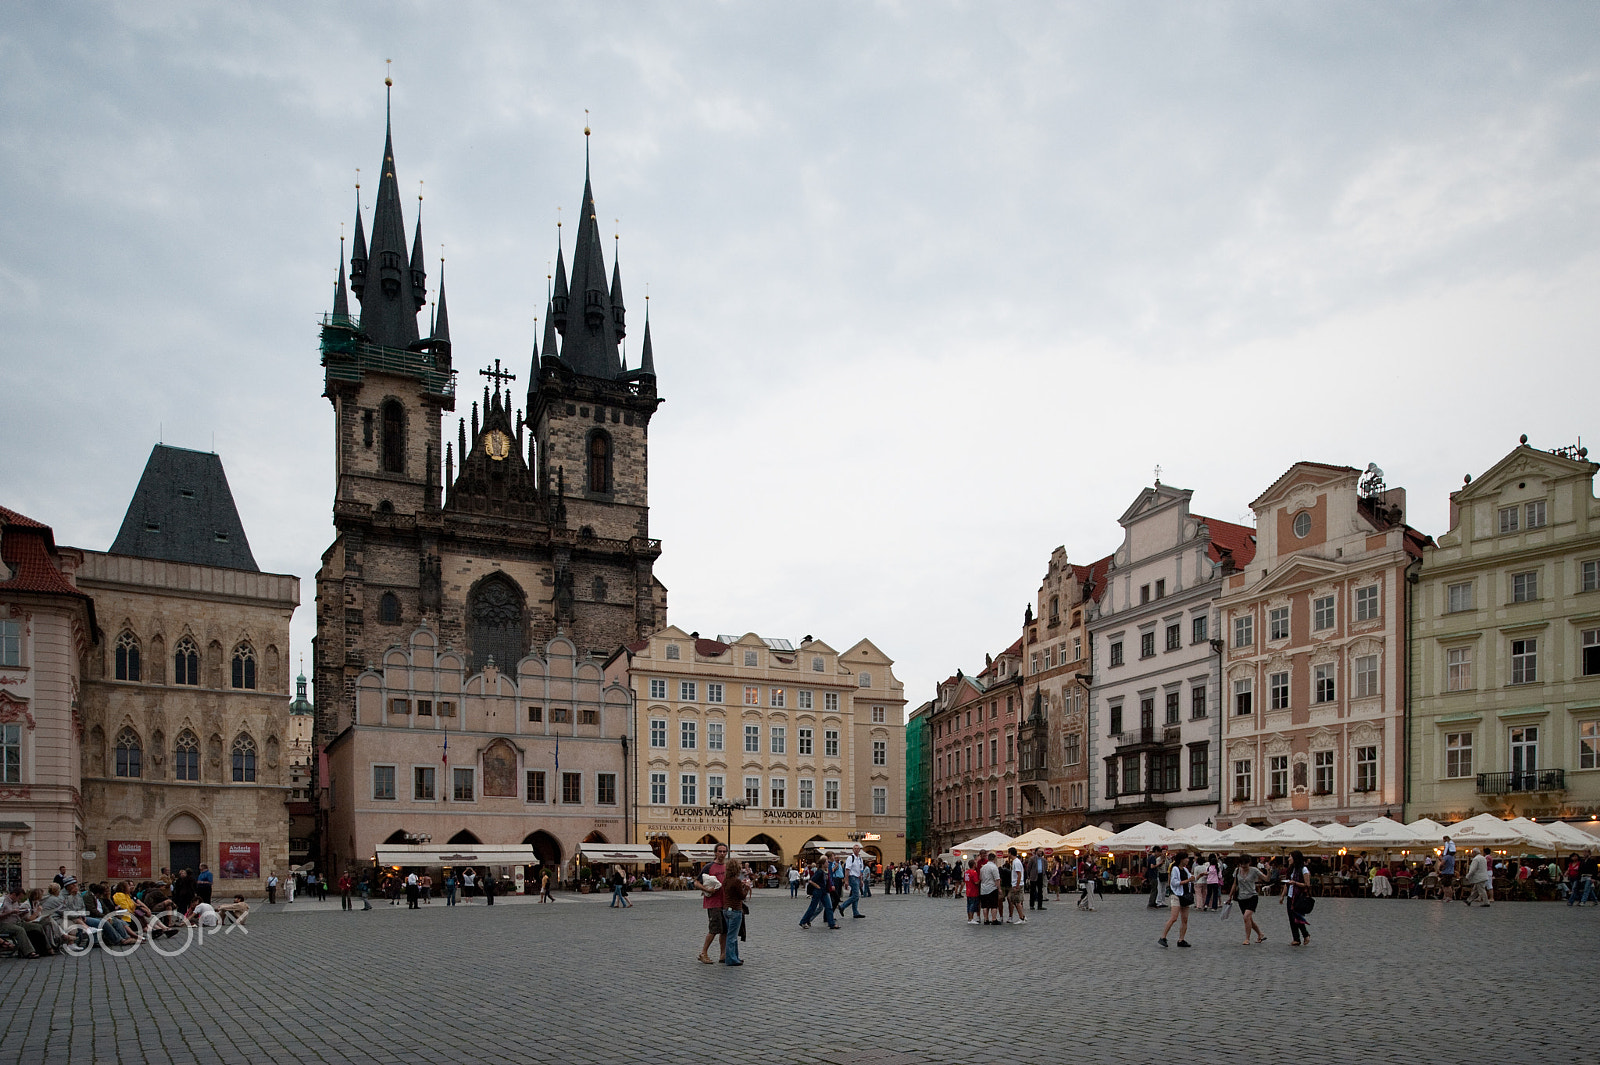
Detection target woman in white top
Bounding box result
[1159,853,1194,948]
[1284,850,1312,947]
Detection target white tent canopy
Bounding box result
[1169,824,1224,850]
[1323,816,1424,849]
[1446,812,1531,847]
[1097,821,1178,851]
[1057,825,1114,850]
[798,840,873,856]
[1505,817,1563,850]
[1006,828,1069,851]
[1541,820,1599,851]
[949,831,1015,855]
[374,845,537,867]
[575,843,659,864]
[1211,823,1266,849]
[1253,819,1325,848]
[673,844,780,864]
[1406,817,1450,842]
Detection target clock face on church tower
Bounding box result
[483,429,512,461]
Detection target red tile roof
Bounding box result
[694,638,729,657]
[1072,553,1115,602]
[1,505,88,599]
[1195,515,1257,570]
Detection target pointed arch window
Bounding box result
[231,643,257,690]
[115,631,142,681]
[232,734,257,782]
[467,574,526,674]
[174,637,200,686]
[381,400,405,473]
[174,730,200,782]
[587,430,612,493]
[115,727,142,778]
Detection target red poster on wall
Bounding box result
[108,840,151,879]
[219,842,260,880]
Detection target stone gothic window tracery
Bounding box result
[175,730,200,781]
[468,575,526,673]
[115,631,141,681]
[232,734,257,782]
[231,643,256,689]
[173,637,200,686]
[115,727,142,778]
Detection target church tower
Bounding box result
[314,94,666,758]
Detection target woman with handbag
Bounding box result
[1284,850,1313,947]
[1159,853,1194,948]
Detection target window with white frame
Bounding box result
[1581,628,1599,677]
[560,770,581,803]
[1511,637,1538,684]
[798,778,814,808]
[1355,585,1380,621]
[1579,721,1599,770]
[1355,745,1378,791]
[1525,500,1546,528]
[1313,750,1334,794]
[0,620,21,667]
[1110,641,1124,666]
[452,767,475,802]
[744,776,761,807]
[825,729,839,757]
[1314,664,1336,703]
[873,739,887,766]
[1234,678,1253,715]
[524,769,544,803]
[798,690,814,710]
[0,725,19,785]
[1355,654,1379,698]
[872,786,887,816]
[1269,607,1290,641]
[770,688,786,708]
[1444,733,1472,778]
[649,678,667,700]
[1233,759,1252,802]
[650,719,666,748]
[372,765,396,800]
[1191,616,1207,643]
[707,683,724,703]
[1498,505,1519,534]
[649,772,667,804]
[707,774,725,801]
[1446,646,1473,691]
[1268,756,1289,799]
[1447,582,1474,613]
[1031,652,1040,674]
[707,721,724,750]
[871,705,886,724]
[680,680,697,702]
[414,765,436,801]
[1584,559,1600,593]
[744,724,760,753]
[770,726,786,755]
[680,773,697,805]
[798,727,813,755]
[681,720,697,749]
[1512,570,1539,603]
[1063,732,1080,766]
[1234,615,1254,647]
[824,779,840,810]
[744,686,760,706]
[1313,595,1336,631]
[770,777,786,808]
[1269,671,1290,711]
[1074,635,1084,659]
[1191,686,1207,719]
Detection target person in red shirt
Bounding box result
[964,858,981,925]
[696,843,729,964]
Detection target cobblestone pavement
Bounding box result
[2,887,1595,1064]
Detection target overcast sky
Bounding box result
[4,2,1597,715]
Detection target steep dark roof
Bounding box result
[1073,552,1116,603]
[109,446,259,571]
[355,111,424,349]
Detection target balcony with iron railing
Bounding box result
[1476,769,1565,795]
[320,315,457,399]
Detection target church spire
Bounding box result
[431,258,450,347]
[409,185,428,313]
[610,237,626,340]
[638,300,655,379]
[355,81,423,350]
[551,243,569,332]
[332,238,350,322]
[350,179,367,299]
[556,127,624,380]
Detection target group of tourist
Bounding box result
[0,866,249,959]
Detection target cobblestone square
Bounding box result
[2,889,1593,1064]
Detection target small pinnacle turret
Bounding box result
[432,260,451,348]
[332,243,351,322]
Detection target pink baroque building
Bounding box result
[1215,462,1429,829]
[0,506,96,891]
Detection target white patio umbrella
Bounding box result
[1210,823,1266,850]
[1443,813,1526,848]
[1506,817,1563,851]
[1333,816,1427,850]
[1097,821,1179,851]
[1540,821,1599,852]
[1254,818,1326,849]
[1006,828,1069,852]
[950,830,1015,856]
[1057,825,1113,850]
[1169,824,1224,850]
[1406,817,1450,842]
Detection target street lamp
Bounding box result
[708,799,748,855]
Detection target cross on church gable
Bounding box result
[479,359,516,394]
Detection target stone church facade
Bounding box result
[314,99,666,874]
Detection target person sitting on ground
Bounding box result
[0,887,41,957]
[111,881,153,941]
[213,895,251,925]
[187,899,221,930]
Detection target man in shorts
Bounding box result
[1005,848,1027,924]
[697,843,729,963]
[979,852,1002,925]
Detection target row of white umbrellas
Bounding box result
[1088,814,1599,854]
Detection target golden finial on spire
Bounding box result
[385,58,393,88]
[556,206,562,229]
[418,179,424,204]
[584,107,591,137]
[354,168,360,192]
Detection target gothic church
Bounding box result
[314,99,667,757]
